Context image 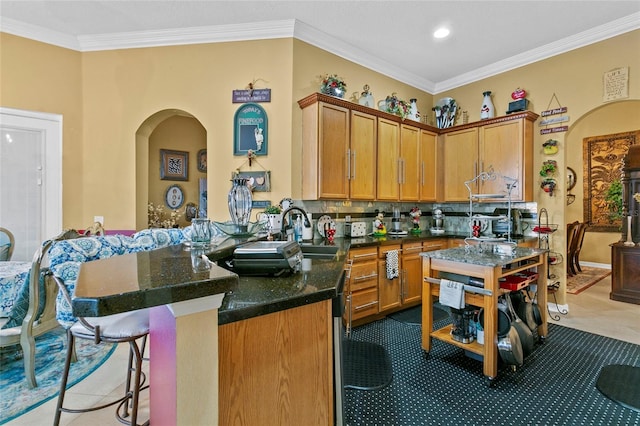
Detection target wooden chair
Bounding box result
[566,222,579,277]
[0,227,15,261]
[0,229,81,388]
[571,223,588,273]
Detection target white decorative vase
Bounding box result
[624,215,635,246]
[408,98,420,121]
[480,91,495,120]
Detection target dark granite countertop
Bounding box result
[74,236,348,325]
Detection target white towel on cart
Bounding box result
[439,279,465,309]
[385,250,399,280]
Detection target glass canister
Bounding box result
[191,218,211,247]
[228,177,253,233]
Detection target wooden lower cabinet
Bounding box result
[344,247,379,329]
[611,243,640,305]
[219,300,333,426]
[378,244,402,311]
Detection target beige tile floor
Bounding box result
[7,276,640,425]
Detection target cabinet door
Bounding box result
[378,244,402,312]
[402,242,424,304]
[376,118,400,200]
[350,110,377,200]
[479,119,524,199]
[442,128,478,201]
[423,239,447,252]
[419,129,438,202]
[318,103,349,199]
[399,124,420,201]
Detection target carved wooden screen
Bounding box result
[583,130,640,231]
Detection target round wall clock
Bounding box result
[165,184,185,209]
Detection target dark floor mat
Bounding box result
[343,340,392,391]
[596,364,640,413]
[387,304,448,325]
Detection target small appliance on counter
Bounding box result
[345,221,367,237]
[387,206,408,236]
[492,208,524,238]
[430,208,446,234]
[226,240,302,276]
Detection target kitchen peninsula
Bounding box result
[73,236,347,426]
[421,246,548,382]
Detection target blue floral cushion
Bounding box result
[49,230,188,327]
[1,270,46,329]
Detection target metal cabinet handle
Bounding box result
[346,148,351,181]
[353,272,378,281]
[351,253,377,260]
[354,300,378,311]
[352,150,356,179]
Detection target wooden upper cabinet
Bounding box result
[376,117,400,201]
[400,124,420,201]
[439,111,538,202]
[419,129,438,202]
[479,117,533,201]
[441,127,478,201]
[350,110,377,200]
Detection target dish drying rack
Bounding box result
[463,170,518,247]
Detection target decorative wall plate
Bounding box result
[165,184,185,209]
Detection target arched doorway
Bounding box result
[135,110,206,230]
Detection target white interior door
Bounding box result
[0,108,62,261]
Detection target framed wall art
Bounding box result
[235,171,271,192]
[583,130,640,231]
[160,149,189,181]
[234,103,268,156]
[197,149,207,172]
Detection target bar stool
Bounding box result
[52,275,150,426]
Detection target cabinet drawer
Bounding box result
[423,239,447,251]
[349,261,378,291]
[348,247,378,262]
[351,288,378,320]
[403,242,423,254]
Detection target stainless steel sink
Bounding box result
[299,243,340,259]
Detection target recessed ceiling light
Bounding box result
[434,27,450,39]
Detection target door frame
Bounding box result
[0,107,63,253]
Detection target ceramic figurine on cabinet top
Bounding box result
[407,98,420,122]
[358,84,375,108]
[480,91,495,119]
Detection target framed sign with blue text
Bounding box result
[160,149,189,181]
[234,103,268,156]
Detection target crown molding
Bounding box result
[0,17,81,50]
[292,20,436,93]
[434,12,640,94]
[78,19,296,51]
[2,12,638,94]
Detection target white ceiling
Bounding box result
[1,1,639,93]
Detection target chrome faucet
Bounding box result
[280,207,312,238]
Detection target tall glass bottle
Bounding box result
[228,177,253,233]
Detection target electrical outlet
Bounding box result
[94,216,104,225]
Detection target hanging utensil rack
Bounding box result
[534,207,567,320]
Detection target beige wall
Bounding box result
[0,33,84,226]
[1,29,638,250]
[434,30,640,304]
[148,115,206,228]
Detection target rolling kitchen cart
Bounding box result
[421,247,548,384]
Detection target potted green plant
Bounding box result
[539,160,557,177]
[605,179,623,222]
[320,74,347,98]
[259,205,283,233]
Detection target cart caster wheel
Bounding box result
[422,351,430,359]
[510,365,517,372]
[539,336,546,344]
[485,377,495,387]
